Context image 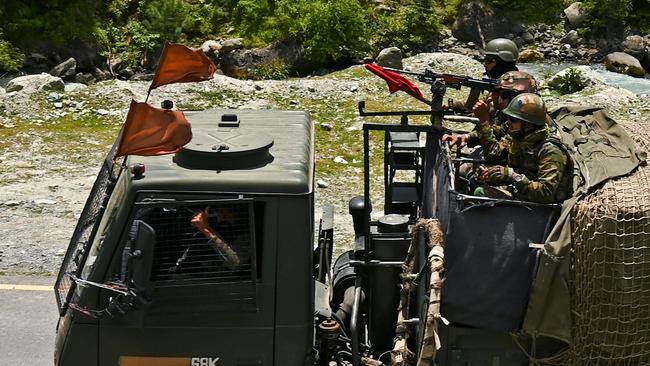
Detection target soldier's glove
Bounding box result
[481,165,519,184]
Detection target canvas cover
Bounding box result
[522,106,646,353]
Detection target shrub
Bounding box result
[275,0,369,63]
[142,0,189,43]
[0,36,25,72]
[371,0,441,53]
[553,68,585,95]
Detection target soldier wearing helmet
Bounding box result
[442,71,537,152]
[474,93,572,203]
[483,38,519,79]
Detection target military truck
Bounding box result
[54,87,649,364]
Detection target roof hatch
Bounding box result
[174,113,274,170]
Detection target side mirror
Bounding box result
[127,220,155,298]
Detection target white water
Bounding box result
[518,62,650,97]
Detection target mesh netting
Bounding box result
[544,122,650,365]
[54,146,120,315]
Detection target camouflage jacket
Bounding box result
[477,125,572,203]
[467,110,509,149]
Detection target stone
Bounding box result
[6,73,65,93]
[334,156,349,164]
[54,102,63,109]
[96,109,110,116]
[93,67,108,81]
[376,47,403,69]
[519,48,545,62]
[64,83,88,92]
[522,31,535,44]
[34,198,57,205]
[308,86,316,93]
[316,179,329,188]
[375,4,394,13]
[320,123,333,131]
[564,2,587,29]
[49,57,77,80]
[452,1,513,44]
[622,35,646,61]
[221,38,244,54]
[3,201,20,207]
[561,30,580,46]
[604,52,646,78]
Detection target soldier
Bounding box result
[473,93,572,204]
[442,71,538,155]
[483,38,519,79]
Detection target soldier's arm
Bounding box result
[514,143,567,203]
[475,122,510,163]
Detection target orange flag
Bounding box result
[149,42,217,90]
[116,100,192,157]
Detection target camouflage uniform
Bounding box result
[474,94,572,203]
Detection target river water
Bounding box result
[518,62,650,97]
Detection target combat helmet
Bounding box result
[485,38,519,63]
[496,71,537,93]
[502,93,546,125]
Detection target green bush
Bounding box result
[553,68,585,95]
[372,0,441,53]
[583,0,632,33]
[233,0,272,38]
[142,0,189,42]
[275,0,369,62]
[0,36,25,72]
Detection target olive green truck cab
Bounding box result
[54,110,315,366]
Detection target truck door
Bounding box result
[98,197,274,366]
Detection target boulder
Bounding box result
[73,72,94,85]
[604,52,646,78]
[201,39,222,65]
[6,73,65,93]
[376,47,403,69]
[451,1,514,44]
[522,30,535,44]
[49,58,77,80]
[561,30,581,47]
[220,40,312,78]
[547,65,606,90]
[221,38,244,54]
[564,2,587,29]
[621,35,646,61]
[519,48,545,62]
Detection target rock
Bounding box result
[54,102,63,109]
[73,72,94,85]
[23,53,49,74]
[519,48,545,62]
[59,39,101,72]
[3,201,20,207]
[221,40,312,78]
[93,67,108,81]
[561,30,580,46]
[522,31,535,44]
[452,1,514,44]
[64,83,88,92]
[118,67,134,80]
[604,52,646,78]
[6,73,65,93]
[46,92,62,102]
[376,47,403,69]
[316,179,329,188]
[56,249,66,256]
[622,35,646,61]
[201,40,222,65]
[49,57,77,80]
[34,198,57,205]
[308,86,316,92]
[404,52,483,77]
[221,38,244,54]
[130,73,154,81]
[547,65,605,90]
[375,4,394,13]
[334,156,349,164]
[320,123,333,131]
[96,109,110,116]
[564,2,587,29]
[254,84,263,91]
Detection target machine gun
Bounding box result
[383,67,497,110]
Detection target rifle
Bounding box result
[384,67,497,109]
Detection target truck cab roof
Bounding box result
[125,109,314,195]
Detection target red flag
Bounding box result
[364,63,429,104]
[149,42,217,90]
[116,100,192,157]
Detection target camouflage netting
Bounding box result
[551,122,650,365]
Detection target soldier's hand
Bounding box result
[191,207,214,236]
[472,100,491,124]
[442,133,469,148]
[480,165,516,184]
